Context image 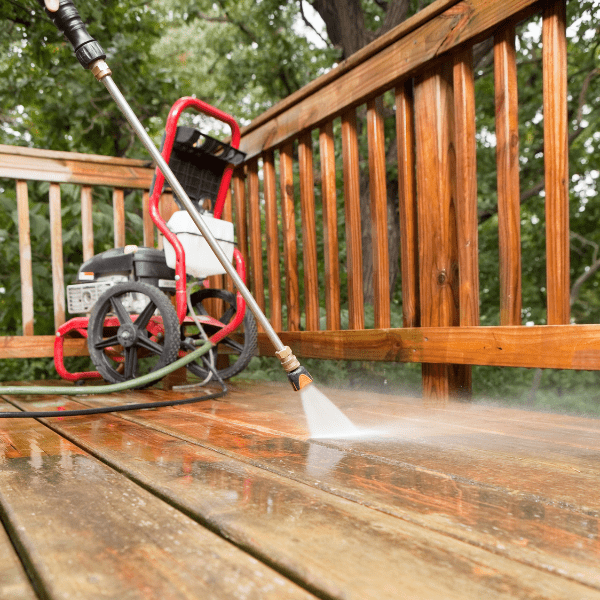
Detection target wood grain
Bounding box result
[142,190,154,248]
[320,122,341,331]
[367,97,391,329]
[280,144,301,331]
[453,49,480,327]
[232,169,249,265]
[494,26,522,326]
[0,509,38,600]
[253,324,600,370]
[395,83,420,328]
[246,159,266,314]
[112,188,126,248]
[11,391,599,600]
[415,65,464,399]
[49,183,65,330]
[263,151,282,330]
[543,0,570,325]
[16,181,34,336]
[0,402,312,600]
[81,185,94,261]
[0,144,154,188]
[223,189,235,293]
[341,110,365,330]
[298,131,320,331]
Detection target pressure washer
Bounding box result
[0,0,313,418]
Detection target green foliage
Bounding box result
[0,0,180,154]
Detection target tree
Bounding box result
[0,0,180,155]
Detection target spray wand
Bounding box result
[38,0,313,391]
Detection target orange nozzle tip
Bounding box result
[287,366,313,391]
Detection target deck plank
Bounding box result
[0,400,317,600]
[22,382,597,591]
[2,392,599,600]
[0,522,37,600]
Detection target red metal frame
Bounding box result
[54,98,246,382]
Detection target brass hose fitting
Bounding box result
[276,346,313,391]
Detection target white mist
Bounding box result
[300,384,363,439]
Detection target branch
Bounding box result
[192,12,229,25]
[575,67,600,128]
[570,232,600,307]
[478,180,544,224]
[298,0,330,47]
[212,0,257,43]
[379,0,410,36]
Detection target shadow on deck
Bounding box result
[1,381,599,599]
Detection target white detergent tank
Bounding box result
[163,210,234,279]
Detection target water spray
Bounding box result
[37,0,313,392]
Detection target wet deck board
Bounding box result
[1,382,600,599]
[0,399,316,600]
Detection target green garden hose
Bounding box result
[0,341,224,418]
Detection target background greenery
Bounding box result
[1,0,599,415]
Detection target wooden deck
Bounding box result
[1,381,599,599]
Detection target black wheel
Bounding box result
[186,288,257,380]
[87,281,180,388]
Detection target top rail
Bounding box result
[0,144,154,188]
[239,0,542,159]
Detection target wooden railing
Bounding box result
[2,0,598,400]
[231,0,600,399]
[0,145,181,359]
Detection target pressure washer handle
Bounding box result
[37,0,106,68]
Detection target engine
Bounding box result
[66,245,176,314]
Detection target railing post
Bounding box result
[49,183,66,330]
[263,150,282,331]
[81,186,95,261]
[320,121,341,331]
[543,0,569,325]
[16,181,34,336]
[415,63,469,401]
[494,26,522,326]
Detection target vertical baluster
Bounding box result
[81,186,94,262]
[263,150,282,330]
[49,183,65,330]
[16,181,34,336]
[157,192,178,251]
[341,110,365,331]
[298,131,320,331]
[494,26,522,325]
[395,82,420,329]
[223,188,235,294]
[453,49,480,328]
[142,191,155,248]
[543,0,569,325]
[367,96,390,329]
[279,143,301,331]
[320,121,341,331]
[113,188,125,248]
[233,168,249,263]
[415,65,463,401]
[247,159,266,315]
